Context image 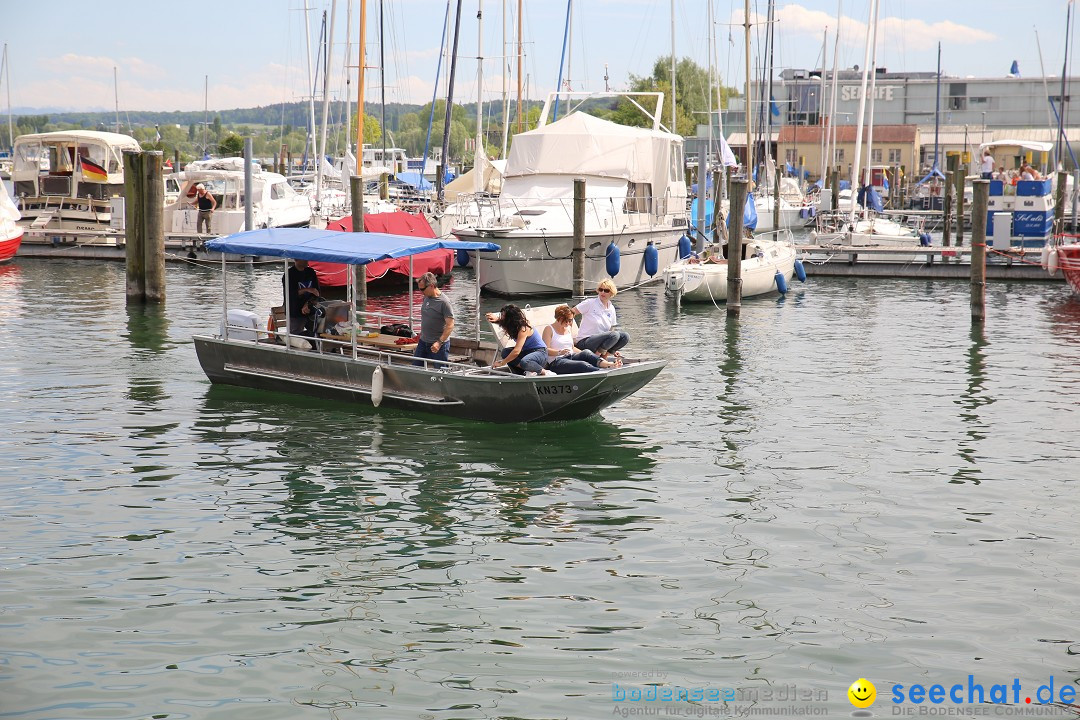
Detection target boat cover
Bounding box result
[205,227,498,265]
[311,212,455,286]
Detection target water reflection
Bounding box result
[953,323,991,484]
[1047,293,1080,346]
[123,303,173,408]
[193,386,659,541]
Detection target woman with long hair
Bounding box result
[485,304,553,375]
[543,305,620,374]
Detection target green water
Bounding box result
[1,259,1078,719]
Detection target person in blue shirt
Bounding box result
[486,304,553,376]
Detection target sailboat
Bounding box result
[810,0,923,250]
[0,168,21,262]
[659,0,798,304]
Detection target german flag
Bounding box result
[81,157,108,182]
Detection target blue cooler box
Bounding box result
[989,180,1004,196]
[1016,178,1053,196]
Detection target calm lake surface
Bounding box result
[1,258,1079,720]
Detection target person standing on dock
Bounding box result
[413,272,455,366]
[191,184,217,235]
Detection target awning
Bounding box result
[206,227,499,265]
[979,139,1054,153]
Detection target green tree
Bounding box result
[212,116,222,139]
[610,56,740,136]
[349,111,383,147]
[188,123,196,140]
[218,132,244,156]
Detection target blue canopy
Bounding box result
[206,228,500,265]
[394,171,433,190]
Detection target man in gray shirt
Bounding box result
[413,271,455,366]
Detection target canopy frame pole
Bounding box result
[221,253,229,342]
[283,258,292,349]
[409,255,415,332]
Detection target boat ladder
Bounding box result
[30,208,58,229]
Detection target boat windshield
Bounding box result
[14,142,45,173]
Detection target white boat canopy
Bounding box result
[979,139,1054,153]
[503,112,679,185]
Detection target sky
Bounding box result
[1,1,1077,114]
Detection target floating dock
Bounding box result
[797,244,1052,281]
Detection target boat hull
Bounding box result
[662,241,797,302]
[457,226,683,296]
[0,230,22,263]
[193,335,665,423]
[1059,244,1080,294]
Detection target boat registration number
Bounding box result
[536,384,577,396]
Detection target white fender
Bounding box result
[1048,248,1060,276]
[371,365,384,407]
[1041,244,1051,268]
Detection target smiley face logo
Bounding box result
[848,678,876,708]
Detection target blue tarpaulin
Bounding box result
[856,186,884,213]
[394,171,433,190]
[727,192,759,231]
[206,228,500,265]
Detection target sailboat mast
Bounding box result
[357,0,366,157]
[501,0,509,158]
[303,0,318,172]
[114,66,120,134]
[475,0,484,194]
[932,41,941,172]
[826,0,841,172]
[670,0,676,135]
[2,44,12,151]
[744,0,753,178]
[818,28,828,185]
[1057,2,1072,170]
[864,0,880,189]
[848,0,876,222]
[516,0,522,133]
[439,0,465,204]
[380,0,386,161]
[344,0,353,163]
[316,1,338,209]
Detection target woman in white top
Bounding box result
[571,279,630,357]
[542,305,620,374]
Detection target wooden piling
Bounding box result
[350,174,367,305]
[123,150,145,303]
[970,179,989,322]
[572,178,586,298]
[727,179,747,319]
[435,163,444,204]
[379,173,389,201]
[956,169,966,246]
[943,170,953,247]
[142,152,165,304]
[830,166,839,212]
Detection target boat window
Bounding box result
[625,182,653,213]
[13,142,44,173]
[50,144,74,175]
[671,144,683,182]
[270,181,296,200]
[78,144,110,173]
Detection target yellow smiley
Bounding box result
[848,678,877,708]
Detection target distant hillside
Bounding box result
[33,100,537,134]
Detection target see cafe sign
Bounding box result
[840,85,898,102]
